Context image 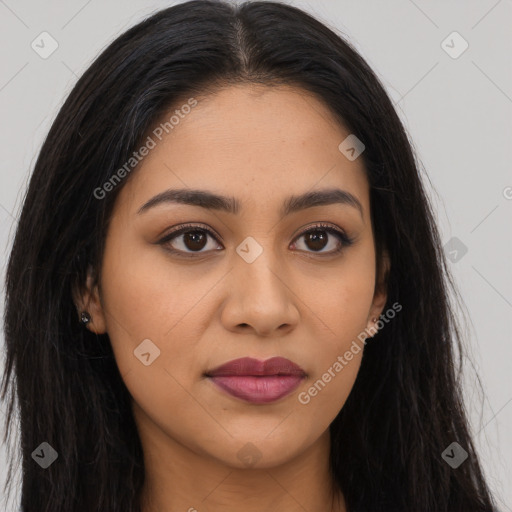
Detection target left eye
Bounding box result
[291,225,351,254]
[158,223,353,257]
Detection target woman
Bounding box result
[0,1,497,510]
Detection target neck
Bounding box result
[136,407,346,512]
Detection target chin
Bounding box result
[213,436,308,470]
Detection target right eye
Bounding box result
[158,223,223,257]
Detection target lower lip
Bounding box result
[208,375,304,404]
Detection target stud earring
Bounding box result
[80,311,91,325]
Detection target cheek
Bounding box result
[124,360,219,461]
[294,276,370,426]
[299,255,376,348]
[98,237,169,373]
[100,225,193,336]
[300,292,367,416]
[297,351,362,426]
[294,251,375,414]
[99,249,215,452]
[99,241,224,416]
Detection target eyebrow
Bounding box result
[137,187,363,219]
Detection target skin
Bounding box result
[76,84,389,512]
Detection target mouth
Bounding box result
[204,356,306,404]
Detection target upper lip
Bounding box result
[205,357,306,377]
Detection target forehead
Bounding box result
[117,84,370,216]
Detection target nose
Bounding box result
[220,248,300,338]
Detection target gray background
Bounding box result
[0,0,510,510]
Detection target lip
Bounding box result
[205,357,306,404]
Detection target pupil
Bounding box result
[185,231,206,251]
[182,229,329,252]
[307,231,327,251]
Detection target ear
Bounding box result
[366,249,390,329]
[72,265,107,334]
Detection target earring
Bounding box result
[372,317,378,323]
[80,311,91,325]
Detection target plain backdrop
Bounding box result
[0,0,510,510]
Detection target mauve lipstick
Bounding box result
[205,357,306,404]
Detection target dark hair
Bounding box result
[1,1,497,510]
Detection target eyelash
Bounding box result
[158,222,355,258]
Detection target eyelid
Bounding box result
[157,221,354,256]
[162,222,222,241]
[157,222,223,257]
[291,222,355,254]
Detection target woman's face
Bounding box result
[82,84,387,469]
